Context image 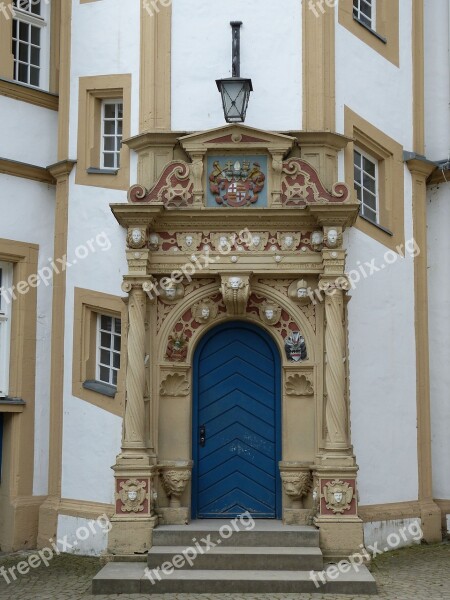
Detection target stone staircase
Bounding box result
[93,521,377,595]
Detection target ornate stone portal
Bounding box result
[109,124,362,558]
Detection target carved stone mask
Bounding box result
[201,307,210,318]
[220,236,228,247]
[311,231,323,245]
[327,229,338,245]
[127,490,138,502]
[229,277,241,289]
[334,491,343,503]
[285,236,293,247]
[185,235,193,247]
[131,229,142,244]
[252,235,261,246]
[265,309,274,320]
[165,287,176,299]
[297,286,308,298]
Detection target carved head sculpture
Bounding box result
[334,491,343,503]
[284,235,294,248]
[131,228,142,245]
[185,235,193,247]
[311,231,323,246]
[265,308,274,320]
[229,277,242,289]
[201,307,210,319]
[252,235,261,247]
[165,285,177,299]
[281,471,312,499]
[219,236,229,248]
[296,279,309,298]
[127,490,138,502]
[149,233,159,249]
[327,229,338,247]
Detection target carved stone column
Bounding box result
[109,276,158,555]
[121,281,147,453]
[322,284,348,450]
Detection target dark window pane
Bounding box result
[113,353,120,369]
[103,136,115,151]
[103,153,114,168]
[30,66,39,86]
[100,349,110,366]
[99,366,109,383]
[19,21,29,41]
[101,315,112,331]
[104,104,115,118]
[31,0,41,15]
[101,332,111,348]
[30,45,40,66]
[12,20,17,37]
[363,172,376,194]
[363,189,377,211]
[114,336,121,351]
[355,183,362,201]
[363,156,376,177]
[354,165,361,184]
[114,319,121,334]
[30,25,40,45]
[18,62,28,82]
[112,370,118,386]
[354,150,362,167]
[19,42,28,61]
[117,104,123,118]
[104,120,115,135]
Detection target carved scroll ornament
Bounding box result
[128,161,194,208]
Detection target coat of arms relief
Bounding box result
[208,156,267,207]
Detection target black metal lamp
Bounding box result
[216,21,253,123]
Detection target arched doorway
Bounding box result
[192,321,282,518]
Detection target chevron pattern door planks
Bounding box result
[193,322,281,518]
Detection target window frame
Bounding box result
[353,0,376,31]
[345,106,405,253]
[76,74,131,190]
[72,287,127,415]
[353,147,380,226]
[0,262,13,398]
[96,313,121,388]
[11,0,50,91]
[100,98,123,171]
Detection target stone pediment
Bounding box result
[178,124,296,157]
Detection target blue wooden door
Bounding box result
[192,321,281,518]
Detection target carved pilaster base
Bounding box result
[156,507,190,525]
[283,508,314,526]
[314,519,364,561]
[107,516,158,555]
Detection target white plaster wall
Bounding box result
[424,0,450,160]
[346,168,418,505]
[68,0,141,159]
[0,174,55,495]
[57,515,110,556]
[335,1,413,150]
[363,518,423,551]
[171,0,302,131]
[0,98,58,167]
[427,183,450,499]
[61,395,122,504]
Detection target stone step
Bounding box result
[152,523,319,548]
[147,545,324,571]
[92,562,377,595]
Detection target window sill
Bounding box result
[352,15,387,44]
[0,397,26,413]
[359,214,393,236]
[83,380,117,398]
[0,78,58,111]
[86,167,119,176]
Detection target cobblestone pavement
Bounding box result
[0,542,449,600]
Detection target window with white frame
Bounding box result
[12,0,49,89]
[101,100,123,170]
[0,263,13,398]
[354,148,379,225]
[353,0,376,30]
[96,314,121,387]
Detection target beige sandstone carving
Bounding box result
[277,232,301,251]
[280,467,313,509]
[193,298,218,323]
[323,479,354,514]
[220,274,251,316]
[259,301,281,325]
[285,373,314,396]
[160,464,192,508]
[160,373,189,397]
[117,479,149,513]
[176,232,202,252]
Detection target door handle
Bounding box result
[199,425,206,447]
